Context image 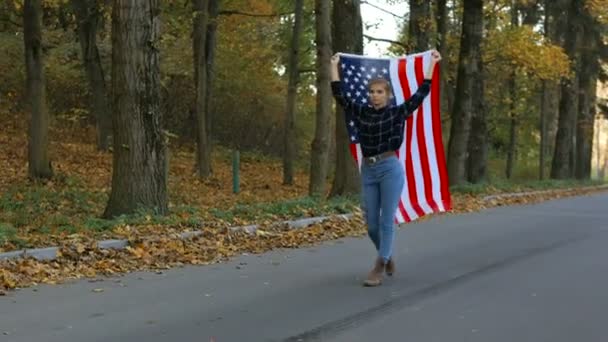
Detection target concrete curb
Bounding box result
[0,213,354,262]
[481,184,608,201]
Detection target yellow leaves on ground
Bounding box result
[0,213,368,290]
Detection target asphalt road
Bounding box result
[2,193,608,342]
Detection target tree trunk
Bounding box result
[506,1,518,180]
[435,0,449,116]
[309,0,332,197]
[575,20,599,180]
[466,56,487,183]
[330,0,362,197]
[575,74,596,179]
[283,0,304,186]
[539,0,553,180]
[23,0,53,180]
[551,0,582,179]
[71,0,112,151]
[205,0,220,156]
[193,0,211,178]
[506,77,517,180]
[540,0,568,179]
[446,0,484,186]
[408,0,431,52]
[103,0,167,218]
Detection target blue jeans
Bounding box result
[360,155,404,263]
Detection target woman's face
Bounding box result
[368,83,389,108]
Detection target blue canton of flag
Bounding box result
[338,55,393,144]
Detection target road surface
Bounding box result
[2,193,608,341]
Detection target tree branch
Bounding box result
[218,9,293,18]
[360,1,405,19]
[363,34,407,49]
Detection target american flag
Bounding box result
[339,50,452,223]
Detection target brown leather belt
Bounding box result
[363,151,397,165]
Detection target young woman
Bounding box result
[330,50,441,286]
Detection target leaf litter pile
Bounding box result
[1,112,607,292]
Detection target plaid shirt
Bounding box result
[331,79,432,158]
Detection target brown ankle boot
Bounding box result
[363,257,385,287]
[385,258,395,276]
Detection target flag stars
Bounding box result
[382,68,388,74]
[346,70,353,76]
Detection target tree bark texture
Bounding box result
[104,0,168,218]
[446,0,484,185]
[435,0,450,116]
[330,0,362,197]
[551,0,582,179]
[193,0,212,178]
[283,0,304,186]
[71,0,112,151]
[466,57,487,183]
[309,0,333,197]
[205,0,220,152]
[506,1,519,180]
[575,19,600,179]
[24,0,53,180]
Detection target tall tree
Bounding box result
[330,0,362,196]
[465,42,487,182]
[103,0,167,218]
[435,0,450,115]
[205,0,220,154]
[551,0,583,179]
[193,0,212,178]
[446,0,484,185]
[575,12,601,179]
[409,0,431,52]
[71,0,112,151]
[505,0,520,179]
[283,0,304,186]
[23,0,53,180]
[309,0,332,196]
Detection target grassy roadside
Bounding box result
[1,177,606,253]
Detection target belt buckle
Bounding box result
[368,156,378,164]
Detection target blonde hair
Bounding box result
[369,78,393,97]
